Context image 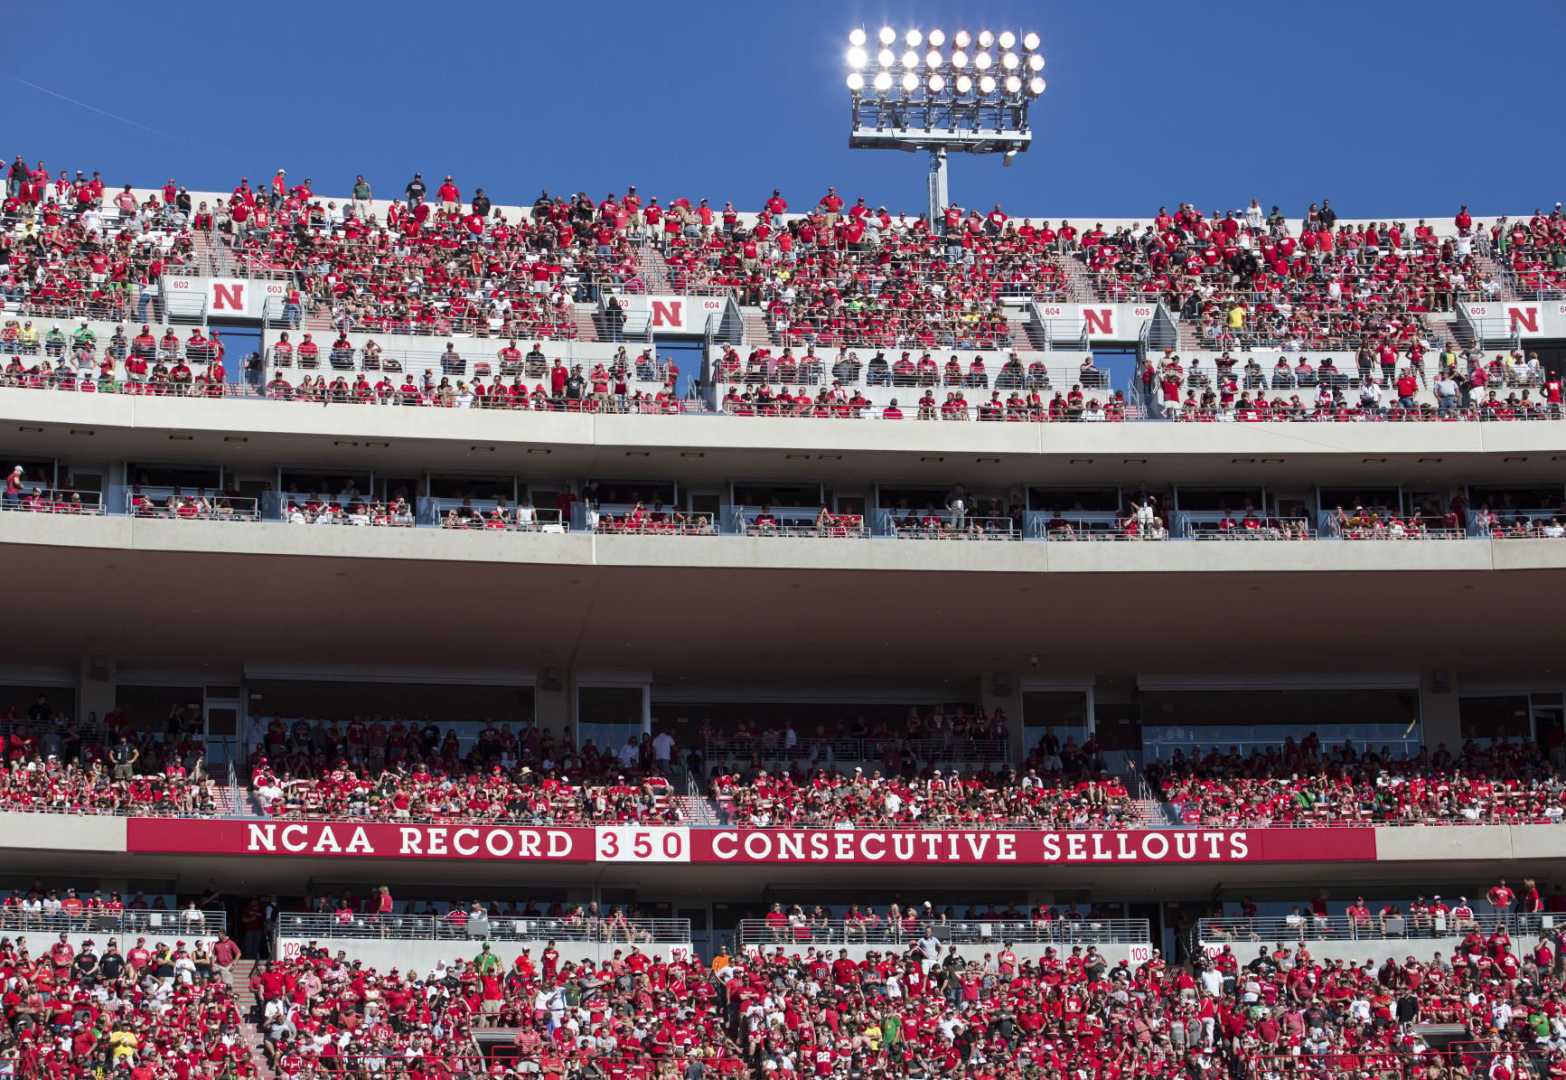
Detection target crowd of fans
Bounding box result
[0,926,252,1077]
[1151,738,1566,828]
[242,916,1566,1079]
[1081,201,1504,351]
[712,768,1134,830]
[1137,345,1562,424]
[1,159,195,323]
[1493,209,1566,299]
[249,718,681,826]
[0,706,220,816]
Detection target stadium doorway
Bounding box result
[652,336,705,399]
[1090,347,1138,396]
[210,321,261,385]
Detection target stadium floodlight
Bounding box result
[845,26,1048,227]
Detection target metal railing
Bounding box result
[0,907,227,935]
[0,487,104,514]
[276,911,690,943]
[881,511,1022,540]
[704,735,1010,767]
[432,504,565,532]
[1198,911,1550,945]
[127,492,261,521]
[734,509,868,538]
[1177,513,1313,540]
[736,916,1150,947]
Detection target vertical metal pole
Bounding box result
[927,147,949,232]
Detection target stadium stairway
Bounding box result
[740,306,776,347]
[636,242,675,294]
[230,959,277,1080]
[574,302,602,342]
[675,793,723,826]
[1131,798,1177,828]
[1005,308,1050,351]
[1057,255,1104,304]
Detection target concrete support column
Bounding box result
[980,673,1026,763]
[1419,669,1461,752]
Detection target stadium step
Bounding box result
[674,793,723,826]
[1005,308,1049,351]
[1131,798,1177,828]
[1422,312,1464,351]
[1057,254,1102,304]
[228,959,277,1080]
[572,303,601,342]
[740,306,775,347]
[636,242,675,294]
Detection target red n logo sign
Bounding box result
[211,283,246,312]
[1508,306,1539,334]
[650,300,682,328]
[1083,308,1115,336]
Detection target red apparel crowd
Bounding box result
[1151,739,1566,828]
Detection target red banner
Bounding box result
[127,819,594,861]
[125,820,1377,865]
[690,828,1377,865]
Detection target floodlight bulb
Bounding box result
[927,29,945,47]
[878,26,896,45]
[1029,76,1046,95]
[901,49,918,68]
[873,71,893,91]
[950,50,968,69]
[925,50,942,68]
[979,74,996,93]
[1005,75,1022,93]
[998,31,1016,49]
[846,47,867,69]
[846,72,864,91]
[900,71,918,92]
[954,30,971,48]
[1023,32,1040,50]
[877,48,895,67]
[1002,52,1019,70]
[978,30,995,47]
[905,29,922,47]
[1028,53,1045,71]
[955,74,973,93]
[849,27,866,46]
[927,73,945,92]
[974,51,992,70]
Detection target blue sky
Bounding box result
[4,0,1562,220]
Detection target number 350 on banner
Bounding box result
[595,826,690,862]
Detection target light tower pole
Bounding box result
[845,27,1047,231]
